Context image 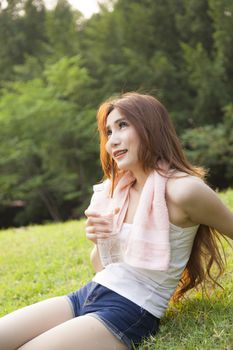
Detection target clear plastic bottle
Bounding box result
[97,235,123,267]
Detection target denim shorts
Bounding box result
[67,281,160,349]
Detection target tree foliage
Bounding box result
[0,0,232,226]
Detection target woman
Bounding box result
[0,92,232,350]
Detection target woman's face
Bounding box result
[105,109,142,173]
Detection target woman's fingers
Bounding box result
[86,232,97,243]
[85,207,120,219]
[86,226,110,243]
[113,207,120,215]
[86,216,111,227]
[85,207,120,243]
[84,209,101,217]
[86,225,111,234]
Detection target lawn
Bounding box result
[0,191,232,350]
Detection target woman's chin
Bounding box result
[116,163,130,171]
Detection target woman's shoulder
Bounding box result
[166,171,209,206]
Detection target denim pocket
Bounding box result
[124,308,147,333]
[142,309,159,332]
[124,307,159,346]
[84,282,99,306]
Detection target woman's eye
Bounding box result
[119,121,128,128]
[106,129,112,137]
[106,121,128,137]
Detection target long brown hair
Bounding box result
[96,92,226,300]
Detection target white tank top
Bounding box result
[93,222,199,318]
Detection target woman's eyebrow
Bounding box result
[106,118,125,130]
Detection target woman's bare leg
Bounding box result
[0,296,73,350]
[18,315,128,350]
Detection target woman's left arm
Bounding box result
[181,179,233,240]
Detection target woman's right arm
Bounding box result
[90,245,104,272]
[85,207,120,272]
[84,210,108,272]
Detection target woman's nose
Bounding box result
[109,132,120,146]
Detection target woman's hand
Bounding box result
[84,208,120,244]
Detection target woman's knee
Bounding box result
[0,316,16,350]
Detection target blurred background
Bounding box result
[0,0,232,228]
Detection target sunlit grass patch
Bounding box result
[0,191,233,349]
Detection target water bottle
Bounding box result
[96,208,122,267]
[97,235,123,267]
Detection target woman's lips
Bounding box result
[114,150,128,159]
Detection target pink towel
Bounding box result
[87,169,170,270]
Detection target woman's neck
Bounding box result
[131,169,152,192]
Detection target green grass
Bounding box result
[0,193,233,350]
[0,220,94,314]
